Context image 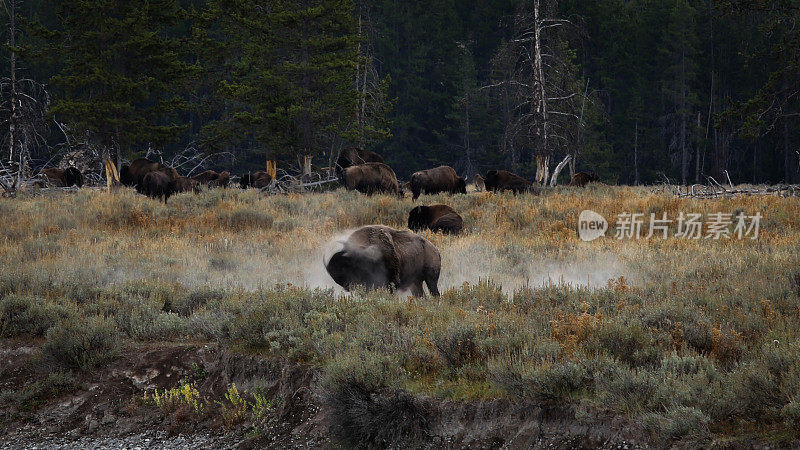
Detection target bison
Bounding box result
[408,165,466,200]
[240,171,273,189]
[138,168,176,203]
[473,174,485,192]
[484,170,532,193]
[42,167,84,187]
[408,204,463,235]
[174,176,200,194]
[192,170,217,184]
[341,162,401,196]
[325,225,441,297]
[120,158,179,189]
[569,171,600,187]
[335,147,384,181]
[216,171,230,188]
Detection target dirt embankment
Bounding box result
[0,342,652,449]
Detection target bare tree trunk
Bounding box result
[695,112,701,183]
[533,0,549,184]
[550,154,571,186]
[634,119,639,185]
[785,118,791,183]
[573,78,589,179]
[680,52,688,185]
[8,0,18,187]
[535,154,550,184]
[463,82,472,171]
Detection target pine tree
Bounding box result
[46,0,194,164]
[198,0,364,169]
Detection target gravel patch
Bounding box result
[0,430,242,450]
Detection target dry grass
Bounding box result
[1,185,799,442]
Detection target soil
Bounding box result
[0,341,676,449]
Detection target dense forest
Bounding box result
[0,0,798,184]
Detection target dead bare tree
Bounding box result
[143,142,234,177]
[485,0,585,185]
[351,3,392,151]
[0,0,50,195]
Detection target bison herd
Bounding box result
[117,158,235,203]
[325,151,600,296]
[35,150,600,297]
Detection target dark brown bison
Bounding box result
[191,170,222,187]
[240,171,273,189]
[408,165,466,200]
[408,204,463,235]
[325,225,441,297]
[216,171,230,188]
[474,174,485,192]
[138,168,176,203]
[569,171,600,187]
[174,176,200,193]
[341,162,401,196]
[335,147,384,181]
[42,167,84,187]
[484,170,532,193]
[120,158,178,187]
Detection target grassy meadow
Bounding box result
[1,185,800,444]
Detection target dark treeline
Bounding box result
[1,0,797,184]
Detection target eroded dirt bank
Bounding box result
[1,342,666,449]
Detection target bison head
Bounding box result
[120,164,134,186]
[455,177,467,194]
[63,167,84,187]
[484,170,499,191]
[240,173,252,189]
[407,206,429,231]
[325,244,390,291]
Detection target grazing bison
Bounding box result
[336,147,384,181]
[174,176,200,194]
[341,162,401,196]
[192,170,221,187]
[120,158,177,187]
[325,225,441,297]
[569,171,600,187]
[408,165,467,200]
[408,204,464,235]
[139,169,176,203]
[216,171,230,188]
[240,171,273,189]
[474,174,485,192]
[42,167,84,187]
[484,170,532,193]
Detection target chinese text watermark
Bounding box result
[578,210,761,242]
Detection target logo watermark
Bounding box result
[578,210,608,241]
[578,210,761,241]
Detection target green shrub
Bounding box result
[434,324,482,370]
[597,367,657,414]
[642,406,710,442]
[0,371,78,411]
[42,315,121,370]
[324,350,408,392]
[587,320,662,368]
[0,295,73,338]
[781,400,800,428]
[165,287,226,316]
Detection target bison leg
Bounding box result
[424,266,440,297]
[410,282,424,298]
